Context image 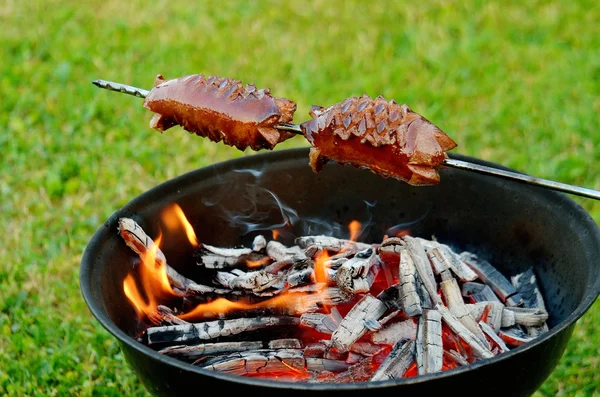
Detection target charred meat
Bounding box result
[300,95,457,185]
[143,74,297,151]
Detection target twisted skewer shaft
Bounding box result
[92,79,600,201]
[93,80,149,98]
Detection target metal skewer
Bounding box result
[92,79,600,201]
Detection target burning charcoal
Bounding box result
[300,313,338,334]
[266,241,306,262]
[378,243,403,264]
[335,248,376,294]
[415,238,478,281]
[440,279,488,346]
[460,252,523,306]
[462,282,502,303]
[416,276,433,309]
[304,343,327,358]
[303,244,320,258]
[413,237,440,251]
[120,223,552,383]
[416,310,443,375]
[377,283,402,310]
[325,257,349,269]
[328,250,358,262]
[501,308,516,328]
[252,235,267,252]
[331,294,387,353]
[504,307,549,327]
[268,338,302,349]
[158,341,263,360]
[403,236,442,306]
[287,261,316,287]
[201,349,305,376]
[511,268,549,335]
[287,267,315,287]
[305,358,351,372]
[350,342,386,357]
[378,309,401,327]
[486,302,505,331]
[345,352,363,365]
[294,287,352,308]
[427,249,449,275]
[215,269,278,293]
[153,305,189,326]
[370,320,417,346]
[328,357,375,383]
[295,235,372,254]
[381,237,405,246]
[197,244,258,269]
[478,321,510,353]
[371,340,416,381]
[439,269,454,281]
[363,319,382,332]
[466,301,505,331]
[305,370,336,383]
[437,246,478,282]
[444,349,469,367]
[528,324,549,338]
[436,305,494,360]
[511,268,546,309]
[398,247,423,317]
[145,316,300,345]
[118,218,235,296]
[466,302,488,320]
[498,327,535,347]
[323,346,346,361]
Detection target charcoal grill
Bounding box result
[80,149,600,397]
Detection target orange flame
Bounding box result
[179,292,324,322]
[246,257,272,269]
[122,234,178,321]
[337,220,364,255]
[161,203,199,246]
[314,250,330,284]
[348,220,362,241]
[272,229,280,240]
[395,229,410,237]
[123,274,152,319]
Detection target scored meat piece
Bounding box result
[143,74,297,151]
[300,95,457,185]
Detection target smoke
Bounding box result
[384,206,431,237]
[222,186,300,234]
[200,166,383,241]
[199,166,432,243]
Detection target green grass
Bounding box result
[1,0,599,395]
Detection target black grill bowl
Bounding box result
[80,149,600,397]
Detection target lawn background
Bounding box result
[1,1,599,395]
